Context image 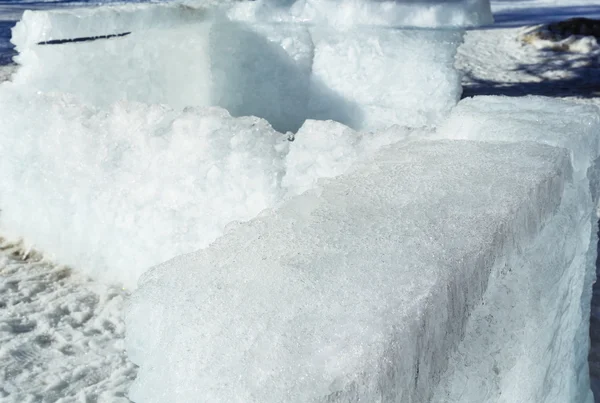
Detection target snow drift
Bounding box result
[126,97,599,403]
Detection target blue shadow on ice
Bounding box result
[206,20,364,132]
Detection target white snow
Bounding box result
[0,241,136,402]
[491,0,600,28]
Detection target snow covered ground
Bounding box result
[459,18,600,100]
[0,240,136,402]
[1,0,600,401]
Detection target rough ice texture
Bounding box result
[430,96,600,403]
[10,3,463,131]
[0,80,408,287]
[308,27,463,130]
[126,96,600,403]
[126,139,575,402]
[437,96,600,180]
[228,0,493,28]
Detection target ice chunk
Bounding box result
[308,27,464,130]
[10,4,315,132]
[0,84,288,288]
[432,171,595,403]
[283,119,412,193]
[11,11,315,133]
[208,21,315,133]
[126,139,572,402]
[228,0,493,29]
[11,2,219,50]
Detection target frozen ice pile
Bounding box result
[127,94,599,401]
[10,1,467,131]
[0,81,410,287]
[0,0,483,288]
[0,85,281,287]
[2,0,598,401]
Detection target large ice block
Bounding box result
[437,96,600,180]
[126,139,575,402]
[10,2,216,50]
[429,96,600,403]
[11,5,315,133]
[0,85,288,287]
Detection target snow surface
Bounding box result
[0,241,136,402]
[457,20,600,100]
[490,0,600,28]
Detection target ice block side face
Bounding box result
[430,96,600,403]
[126,139,570,403]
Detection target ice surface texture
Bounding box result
[308,27,463,130]
[127,96,600,402]
[0,86,283,287]
[3,1,598,401]
[430,96,600,402]
[11,3,463,131]
[127,138,572,402]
